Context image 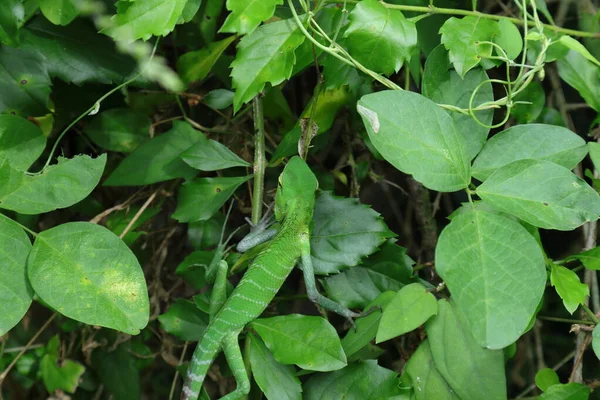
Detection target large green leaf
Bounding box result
[0,114,46,171]
[303,360,403,400]
[550,264,589,314]
[376,283,438,343]
[0,216,33,335]
[85,108,150,153]
[104,121,203,186]
[435,208,546,349]
[472,124,587,181]
[344,0,417,75]
[40,336,85,394]
[477,159,600,230]
[21,18,137,85]
[180,135,250,171]
[173,175,251,222]
[248,332,302,400]
[425,299,506,399]
[158,298,209,341]
[439,16,499,77]
[403,340,459,400]
[357,90,471,192]
[557,50,600,112]
[105,0,188,41]
[0,154,106,214]
[220,0,283,35]
[230,18,305,112]
[251,315,346,372]
[38,0,78,26]
[310,191,394,275]
[539,383,590,400]
[177,35,237,85]
[27,222,150,335]
[0,46,51,116]
[422,44,493,160]
[0,0,23,45]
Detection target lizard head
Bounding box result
[275,156,318,221]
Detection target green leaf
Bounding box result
[494,18,522,60]
[177,35,237,85]
[439,16,499,77]
[344,0,417,75]
[251,314,347,372]
[0,46,51,116]
[0,154,106,215]
[357,90,471,192]
[105,205,160,246]
[559,36,600,67]
[535,368,560,392]
[248,332,302,400]
[376,283,438,343]
[511,81,545,124]
[41,336,85,394]
[472,124,587,181]
[38,0,78,26]
[539,383,590,400]
[181,136,250,171]
[592,325,600,360]
[567,246,600,271]
[303,360,404,400]
[21,18,137,86]
[104,0,188,41]
[310,191,394,275]
[92,343,141,400]
[158,299,209,341]
[230,18,305,113]
[179,0,201,23]
[172,175,252,222]
[203,89,234,110]
[550,264,589,314]
[557,50,600,112]
[425,299,506,399]
[476,159,600,231]
[435,208,546,349]
[403,340,459,400]
[27,222,150,334]
[220,0,283,35]
[104,121,203,186]
[85,108,150,152]
[0,114,46,171]
[0,216,33,335]
[589,142,600,171]
[175,250,213,289]
[422,44,493,160]
[0,0,23,45]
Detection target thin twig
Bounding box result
[251,95,266,226]
[120,186,162,239]
[169,341,189,400]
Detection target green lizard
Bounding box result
[181,156,363,400]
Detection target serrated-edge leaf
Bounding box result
[220,0,283,35]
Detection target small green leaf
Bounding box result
[426,300,506,399]
[550,264,589,314]
[477,159,600,230]
[179,0,201,23]
[310,191,394,275]
[512,81,545,124]
[0,0,23,45]
[494,18,522,60]
[303,360,404,400]
[104,121,203,186]
[472,123,587,181]
[535,368,560,392]
[105,205,160,246]
[251,314,346,372]
[175,250,213,289]
[28,222,150,334]
[230,18,305,112]
[41,336,85,394]
[539,382,590,400]
[181,136,250,171]
[172,175,252,222]
[566,246,600,270]
[357,90,471,192]
[376,283,438,343]
[0,114,46,171]
[104,0,188,41]
[248,332,302,400]
[439,16,499,77]
[403,340,458,400]
[92,343,141,400]
[344,0,417,75]
[0,216,33,335]
[220,0,283,35]
[203,89,234,110]
[557,50,600,112]
[38,0,78,26]
[177,36,237,85]
[86,108,150,153]
[158,299,209,341]
[592,325,600,360]
[0,154,106,215]
[436,208,546,349]
[559,36,600,67]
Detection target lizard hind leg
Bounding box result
[219,332,250,400]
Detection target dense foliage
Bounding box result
[1,0,600,399]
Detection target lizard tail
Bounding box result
[181,326,222,400]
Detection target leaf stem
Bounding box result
[251,95,266,226]
[581,303,600,324]
[538,316,596,325]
